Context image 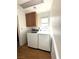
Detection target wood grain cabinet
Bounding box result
[25,12,36,27]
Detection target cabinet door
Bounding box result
[26,12,36,27]
[38,34,50,51]
[27,33,32,47]
[31,33,38,48]
[27,33,38,48]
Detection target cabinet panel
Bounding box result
[26,12,36,27]
[38,34,50,51]
[27,33,38,48]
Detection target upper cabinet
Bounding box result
[25,12,36,27]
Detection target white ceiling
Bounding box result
[18,0,31,4]
[19,0,43,8]
[24,0,53,13]
[18,0,53,13]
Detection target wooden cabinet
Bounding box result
[25,12,36,27]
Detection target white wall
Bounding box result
[50,0,61,59]
[17,6,27,46]
[52,17,61,59]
